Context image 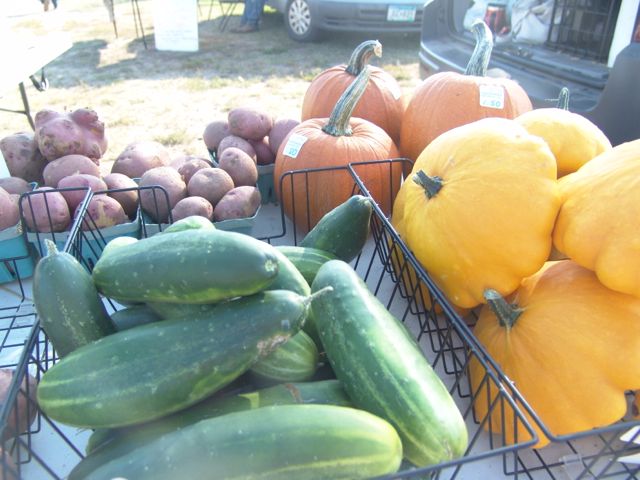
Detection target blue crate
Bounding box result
[0,223,36,284]
[213,204,261,236]
[257,164,276,205]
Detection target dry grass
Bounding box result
[2,0,422,174]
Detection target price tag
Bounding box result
[282,133,308,158]
[479,84,505,109]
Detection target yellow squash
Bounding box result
[400,117,560,309]
[553,139,640,298]
[469,260,640,448]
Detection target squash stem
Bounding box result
[307,286,334,305]
[557,87,570,110]
[412,170,443,199]
[345,40,382,76]
[322,67,372,137]
[465,20,493,77]
[484,289,523,329]
[44,238,59,257]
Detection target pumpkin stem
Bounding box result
[345,40,382,76]
[484,289,523,329]
[465,20,493,77]
[557,87,570,110]
[322,66,372,137]
[412,170,443,199]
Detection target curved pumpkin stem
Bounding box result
[412,170,443,199]
[345,40,382,76]
[557,87,570,110]
[322,66,372,137]
[484,289,523,329]
[465,20,493,77]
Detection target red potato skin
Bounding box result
[57,174,108,213]
[139,166,187,223]
[218,148,258,187]
[34,108,107,163]
[203,120,230,152]
[0,132,48,184]
[0,369,38,442]
[0,188,20,231]
[187,167,235,208]
[102,173,140,219]
[43,154,101,188]
[249,137,276,166]
[213,186,261,221]
[77,195,127,231]
[177,158,213,185]
[217,135,256,162]
[171,196,214,222]
[268,118,300,156]
[0,177,31,196]
[111,141,171,179]
[19,187,71,233]
[228,107,274,141]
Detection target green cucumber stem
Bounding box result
[484,289,523,329]
[465,20,493,77]
[345,40,382,76]
[44,238,59,257]
[557,87,570,110]
[412,170,443,199]
[306,286,334,305]
[322,67,372,137]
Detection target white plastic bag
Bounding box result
[510,0,558,44]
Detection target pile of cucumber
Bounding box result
[33,195,468,480]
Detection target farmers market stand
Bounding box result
[1,163,639,479]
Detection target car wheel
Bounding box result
[285,0,321,42]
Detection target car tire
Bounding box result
[285,0,321,42]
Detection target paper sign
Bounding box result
[0,150,9,178]
[282,133,308,158]
[153,0,199,52]
[479,84,505,109]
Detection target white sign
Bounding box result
[282,133,308,158]
[0,150,9,178]
[479,84,505,109]
[387,5,416,22]
[153,0,199,52]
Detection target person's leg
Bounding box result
[231,0,264,31]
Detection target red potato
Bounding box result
[57,174,108,213]
[139,166,187,223]
[218,148,258,187]
[20,187,71,233]
[77,195,128,231]
[217,135,256,162]
[34,108,107,163]
[0,188,20,231]
[0,177,31,196]
[213,186,261,221]
[170,154,212,170]
[249,137,276,166]
[171,196,214,222]
[228,107,274,141]
[0,369,38,442]
[268,118,300,156]
[187,167,235,208]
[0,131,48,184]
[102,173,140,219]
[111,141,171,179]
[203,120,230,152]
[43,154,101,188]
[177,158,213,185]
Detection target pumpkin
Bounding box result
[400,20,532,161]
[553,139,640,298]
[515,88,612,178]
[300,40,405,145]
[399,117,560,309]
[469,260,640,448]
[274,63,401,232]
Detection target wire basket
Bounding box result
[1,164,546,479]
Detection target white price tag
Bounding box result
[282,133,308,158]
[479,84,505,109]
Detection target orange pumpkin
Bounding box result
[400,20,532,161]
[469,260,640,448]
[300,40,405,145]
[275,66,401,232]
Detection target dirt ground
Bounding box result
[1,0,422,174]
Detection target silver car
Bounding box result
[267,0,426,42]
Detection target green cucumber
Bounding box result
[70,405,402,480]
[101,236,138,258]
[109,305,161,331]
[276,245,338,285]
[92,228,279,304]
[250,330,319,383]
[145,301,216,320]
[311,260,468,467]
[37,289,312,429]
[162,215,215,233]
[85,379,351,455]
[33,240,115,357]
[300,194,372,263]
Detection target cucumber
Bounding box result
[109,305,161,331]
[85,379,352,455]
[69,405,402,480]
[101,236,138,258]
[92,228,279,304]
[250,330,319,383]
[276,245,338,285]
[37,289,312,429]
[145,301,216,320]
[311,260,468,467]
[33,240,115,357]
[300,194,372,263]
[162,215,215,233]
